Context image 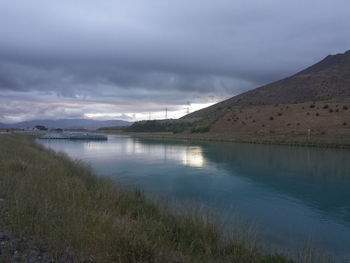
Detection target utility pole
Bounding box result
[186,102,190,114]
[149,112,151,120]
[165,108,168,119]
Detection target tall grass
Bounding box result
[0,134,325,262]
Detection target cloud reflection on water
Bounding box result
[81,136,206,168]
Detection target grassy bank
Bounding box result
[0,134,327,262]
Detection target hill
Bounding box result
[185,50,350,119]
[180,50,350,139]
[127,51,350,145]
[0,119,132,130]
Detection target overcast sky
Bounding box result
[0,0,349,123]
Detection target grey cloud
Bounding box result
[0,0,349,122]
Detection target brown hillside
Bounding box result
[127,51,350,145]
[181,51,350,142]
[211,99,350,136]
[185,50,350,120]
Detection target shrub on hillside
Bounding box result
[190,126,210,133]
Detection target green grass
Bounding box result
[0,134,328,262]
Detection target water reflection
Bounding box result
[117,138,206,167]
[181,146,205,167]
[50,136,207,168]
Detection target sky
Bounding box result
[0,0,349,123]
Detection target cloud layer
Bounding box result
[0,0,349,122]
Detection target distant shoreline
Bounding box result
[101,130,350,149]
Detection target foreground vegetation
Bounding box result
[0,134,329,262]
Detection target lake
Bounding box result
[38,135,350,261]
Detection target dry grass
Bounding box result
[209,100,350,139]
[0,134,331,262]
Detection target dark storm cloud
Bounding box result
[0,0,349,122]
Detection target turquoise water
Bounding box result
[38,135,350,261]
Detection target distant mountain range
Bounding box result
[0,119,132,130]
